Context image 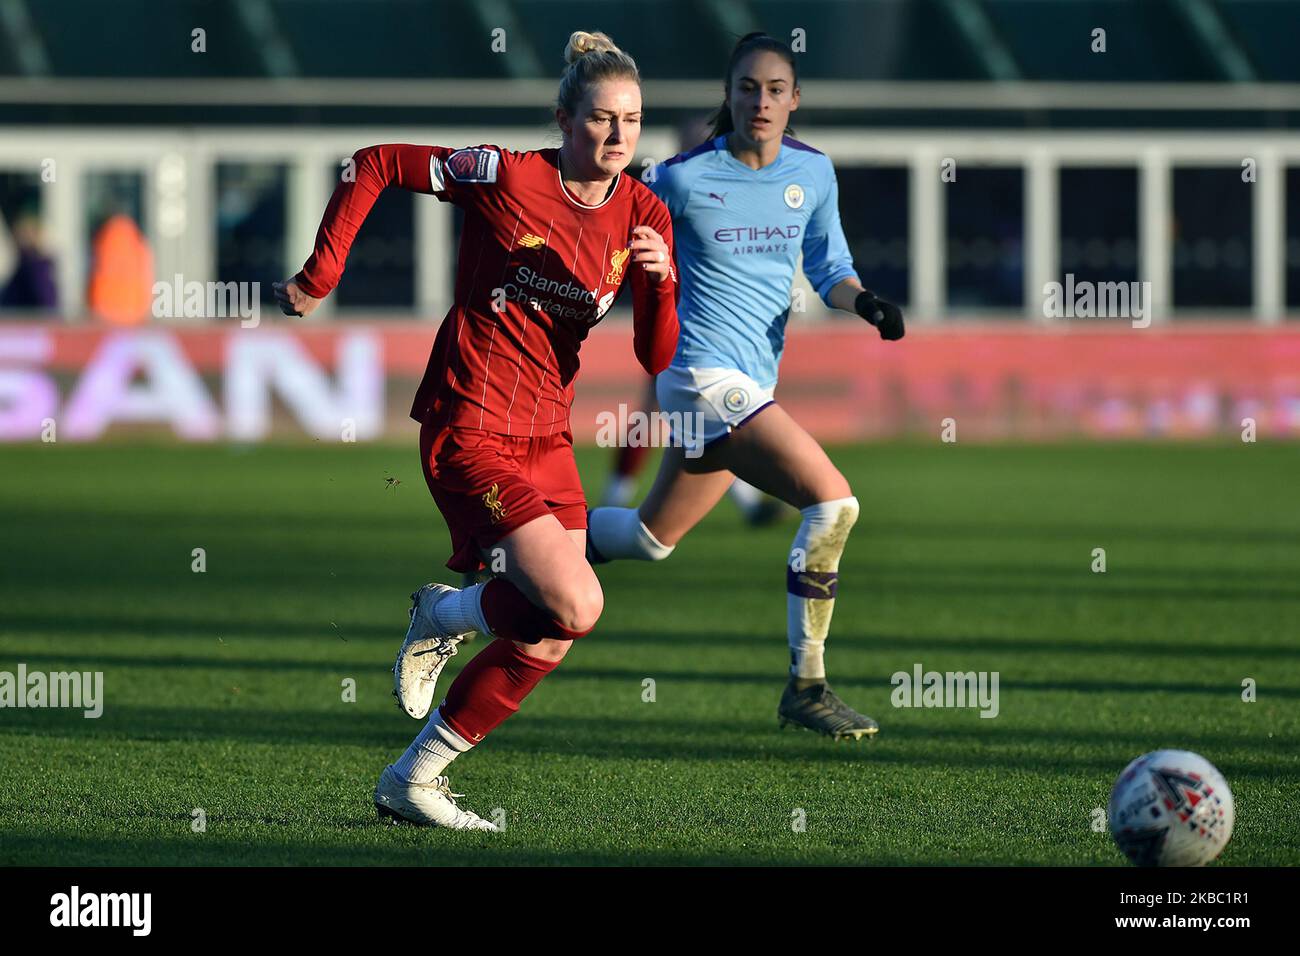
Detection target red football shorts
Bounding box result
[418,416,588,573]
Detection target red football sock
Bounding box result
[480,577,591,643]
[439,638,559,744]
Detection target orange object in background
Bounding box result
[86,214,153,325]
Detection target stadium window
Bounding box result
[1285,166,1300,314]
[946,166,1024,313]
[1057,167,1139,291]
[331,164,415,313]
[0,171,43,227]
[0,171,54,314]
[216,163,288,309]
[1171,167,1252,315]
[836,166,909,308]
[84,169,145,256]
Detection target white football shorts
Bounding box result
[654,365,776,456]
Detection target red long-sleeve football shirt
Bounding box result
[294,143,679,437]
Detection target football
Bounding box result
[1108,750,1235,867]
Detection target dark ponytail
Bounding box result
[708,32,799,140]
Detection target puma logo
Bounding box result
[482,483,507,523]
[707,191,727,205]
[797,574,836,598]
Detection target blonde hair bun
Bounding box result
[564,30,620,65]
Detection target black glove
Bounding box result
[855,290,905,341]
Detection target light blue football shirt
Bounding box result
[650,134,858,389]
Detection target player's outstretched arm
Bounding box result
[276,144,437,314]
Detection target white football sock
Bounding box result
[786,496,860,680]
[587,507,674,562]
[431,583,493,637]
[394,709,474,784]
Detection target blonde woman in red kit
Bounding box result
[275,31,677,829]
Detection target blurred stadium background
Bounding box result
[2,0,1299,443]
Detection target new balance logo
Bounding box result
[517,233,545,249]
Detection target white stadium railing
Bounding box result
[1,126,1296,324]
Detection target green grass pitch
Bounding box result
[1,439,1297,866]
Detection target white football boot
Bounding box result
[373,765,499,831]
[393,584,470,720]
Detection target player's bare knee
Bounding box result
[571,577,604,631]
[550,576,604,634]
